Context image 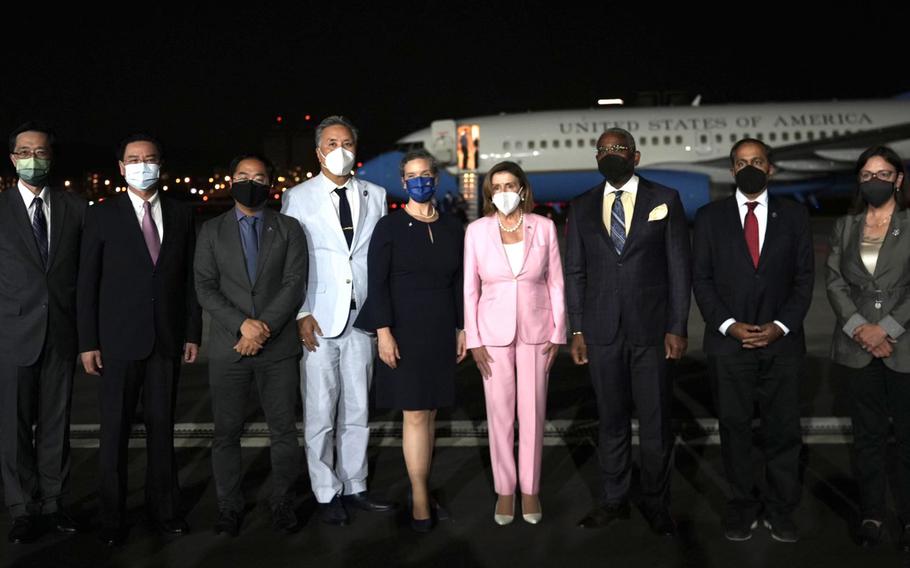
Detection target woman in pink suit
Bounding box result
[464,161,566,525]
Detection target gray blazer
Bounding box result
[826,209,910,372]
[195,207,307,363]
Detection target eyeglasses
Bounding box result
[595,144,630,156]
[12,149,51,159]
[859,170,897,183]
[123,157,161,165]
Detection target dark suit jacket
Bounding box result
[194,208,307,363]
[77,193,202,360]
[0,188,86,366]
[827,209,910,372]
[693,194,814,356]
[565,177,692,346]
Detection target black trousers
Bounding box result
[99,350,181,528]
[708,351,802,520]
[209,355,301,513]
[0,341,74,518]
[848,359,910,521]
[588,337,674,510]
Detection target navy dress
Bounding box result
[355,209,464,410]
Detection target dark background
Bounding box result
[2,3,906,182]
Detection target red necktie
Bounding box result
[744,201,759,268]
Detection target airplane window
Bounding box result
[652,136,659,146]
[700,134,708,144]
[515,141,523,150]
[675,135,683,145]
[503,141,511,151]
[640,137,647,146]
[820,131,827,138]
[590,138,597,147]
[769,132,777,142]
[540,140,548,149]
[730,134,737,143]
[715,134,723,144]
[794,131,802,141]
[528,141,536,150]
[756,133,764,141]
[663,136,671,145]
[807,131,815,140]
[578,138,585,147]
[781,132,789,141]
[565,139,572,148]
[553,140,560,149]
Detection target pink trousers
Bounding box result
[483,339,550,495]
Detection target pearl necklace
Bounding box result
[405,203,438,222]
[498,212,524,233]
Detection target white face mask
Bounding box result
[124,163,160,191]
[492,191,522,215]
[319,147,355,177]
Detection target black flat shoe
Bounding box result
[48,511,78,534]
[319,496,349,526]
[8,516,42,544]
[577,503,630,529]
[858,519,882,548]
[213,509,241,537]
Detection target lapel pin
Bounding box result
[893,228,901,237]
[363,190,368,196]
[771,211,778,219]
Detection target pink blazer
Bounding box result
[464,213,566,349]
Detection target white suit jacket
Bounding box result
[281,172,387,338]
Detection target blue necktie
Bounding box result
[240,216,259,284]
[611,190,626,255]
[32,196,48,269]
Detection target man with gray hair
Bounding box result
[281,116,393,525]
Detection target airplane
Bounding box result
[356,95,910,218]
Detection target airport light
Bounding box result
[597,98,624,106]
[104,179,110,186]
[184,177,190,183]
[64,180,71,187]
[163,185,168,191]
[208,177,214,183]
[175,178,181,184]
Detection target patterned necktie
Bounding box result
[32,196,48,268]
[335,187,354,249]
[240,216,260,283]
[611,190,626,255]
[744,201,760,268]
[141,201,161,265]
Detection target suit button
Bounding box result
[346,279,352,284]
[251,291,257,296]
[151,298,156,302]
[617,263,623,267]
[349,256,353,261]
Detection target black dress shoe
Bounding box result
[271,502,300,533]
[343,492,396,513]
[577,503,631,529]
[410,513,435,533]
[213,509,241,537]
[319,496,349,526]
[642,507,677,537]
[98,526,127,547]
[858,519,882,548]
[8,516,42,544]
[156,517,190,535]
[48,511,78,534]
[763,515,799,543]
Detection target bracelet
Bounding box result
[572,331,583,336]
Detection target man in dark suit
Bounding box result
[692,138,814,543]
[566,128,691,536]
[77,133,202,546]
[194,154,306,537]
[1,123,86,543]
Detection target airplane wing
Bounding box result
[695,122,910,172]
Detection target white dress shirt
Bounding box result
[719,188,789,336]
[126,189,164,242]
[329,179,360,232]
[17,181,51,248]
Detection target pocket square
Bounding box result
[648,203,668,221]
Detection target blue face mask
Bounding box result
[405,176,436,203]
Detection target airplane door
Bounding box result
[692,131,714,157]
[429,120,457,166]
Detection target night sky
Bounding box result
[3,4,906,183]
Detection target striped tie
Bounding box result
[32,196,48,268]
[611,190,626,255]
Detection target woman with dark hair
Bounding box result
[355,149,466,533]
[826,145,910,548]
[463,161,565,525]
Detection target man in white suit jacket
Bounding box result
[281,116,392,525]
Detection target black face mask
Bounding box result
[860,179,895,208]
[231,180,271,209]
[598,154,634,185]
[735,165,768,195]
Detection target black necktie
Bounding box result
[335,187,354,249]
[32,196,48,268]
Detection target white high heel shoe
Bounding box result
[494,497,515,526]
[522,496,542,524]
